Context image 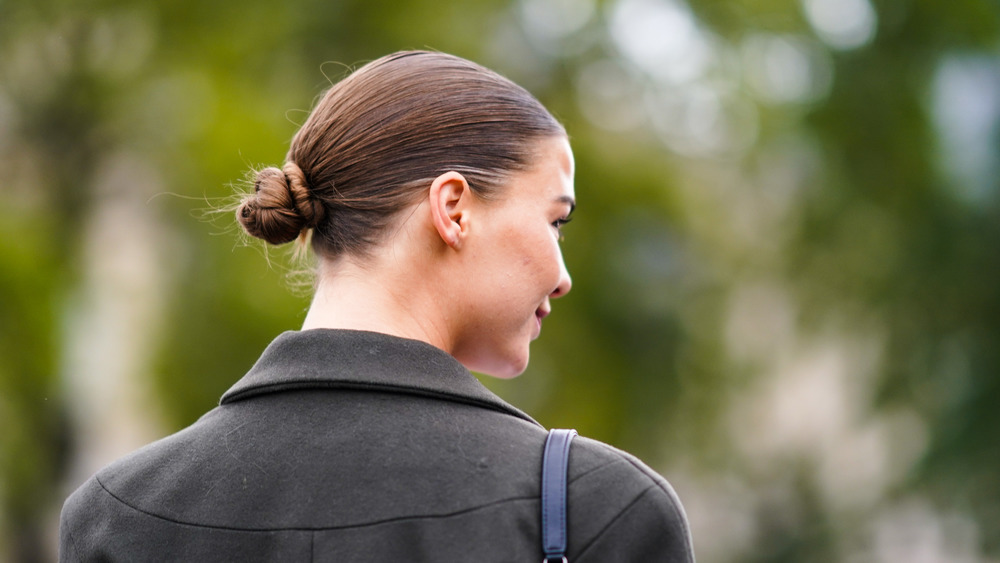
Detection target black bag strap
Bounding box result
[541,428,577,563]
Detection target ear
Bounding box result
[428,171,472,249]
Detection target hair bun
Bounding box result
[236,163,325,245]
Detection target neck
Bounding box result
[301,254,455,354]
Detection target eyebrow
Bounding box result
[555,195,576,215]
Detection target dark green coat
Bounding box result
[60,329,695,562]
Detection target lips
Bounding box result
[533,306,551,339]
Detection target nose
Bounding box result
[551,252,572,298]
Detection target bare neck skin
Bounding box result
[300,200,457,354]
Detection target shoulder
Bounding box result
[59,471,136,561]
[566,436,695,562]
[569,436,687,514]
[60,413,220,531]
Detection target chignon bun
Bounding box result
[236,162,325,245]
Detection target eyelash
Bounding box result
[552,217,572,239]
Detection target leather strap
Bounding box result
[541,429,577,562]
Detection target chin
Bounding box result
[463,349,530,379]
[487,363,527,380]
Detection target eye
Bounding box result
[552,216,572,240]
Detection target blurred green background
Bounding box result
[1,0,998,560]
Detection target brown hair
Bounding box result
[237,50,565,256]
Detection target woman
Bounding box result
[60,51,695,562]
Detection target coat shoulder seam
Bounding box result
[94,474,540,533]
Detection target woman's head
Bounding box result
[237,50,566,257]
[236,50,574,378]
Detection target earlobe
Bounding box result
[428,171,470,250]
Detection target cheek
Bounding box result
[525,237,562,287]
[488,224,561,295]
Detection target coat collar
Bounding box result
[220,329,540,426]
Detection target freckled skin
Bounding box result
[448,137,575,378]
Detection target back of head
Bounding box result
[237,51,565,256]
